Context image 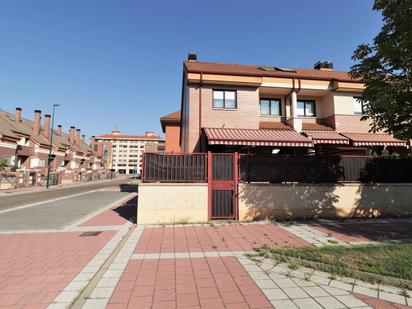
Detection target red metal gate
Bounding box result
[208,152,239,220]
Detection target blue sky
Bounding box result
[0,0,382,140]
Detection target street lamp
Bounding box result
[46,104,60,188]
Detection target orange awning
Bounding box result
[203,128,313,147]
[341,133,407,147]
[304,131,350,145]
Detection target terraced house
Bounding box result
[180,54,408,155]
[0,107,102,188]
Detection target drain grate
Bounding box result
[79,231,102,237]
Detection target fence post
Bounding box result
[142,152,146,181]
[234,152,239,221]
[207,151,212,221]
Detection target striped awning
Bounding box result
[340,133,407,147]
[304,131,350,145]
[203,127,313,147]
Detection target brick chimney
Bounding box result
[44,114,51,139]
[82,134,85,144]
[69,127,75,144]
[15,107,22,123]
[76,129,81,145]
[33,110,41,135]
[56,124,62,136]
[145,131,154,137]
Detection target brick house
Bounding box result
[179,54,407,155]
[0,107,101,177]
[160,111,181,152]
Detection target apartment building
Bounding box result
[92,131,165,174]
[180,54,408,154]
[0,107,101,177]
[160,111,181,152]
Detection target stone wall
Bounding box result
[137,182,412,224]
[137,183,208,224]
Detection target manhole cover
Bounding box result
[79,231,102,237]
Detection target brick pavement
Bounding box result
[134,224,309,254]
[2,214,412,309]
[0,231,116,309]
[307,219,412,244]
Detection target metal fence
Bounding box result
[142,153,412,184]
[239,155,412,183]
[143,153,207,182]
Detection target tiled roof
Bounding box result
[340,133,407,147]
[0,115,19,140]
[0,110,50,147]
[160,111,181,121]
[0,109,96,154]
[95,134,163,140]
[302,123,335,131]
[185,61,359,82]
[160,111,181,132]
[259,121,293,130]
[304,131,349,145]
[203,127,313,147]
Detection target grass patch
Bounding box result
[265,243,412,288]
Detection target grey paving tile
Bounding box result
[82,298,109,309]
[293,278,317,287]
[353,285,378,298]
[294,298,323,309]
[310,274,331,285]
[89,287,114,299]
[314,296,346,309]
[322,285,351,296]
[379,284,402,295]
[282,287,310,299]
[330,279,354,292]
[255,279,278,289]
[335,295,368,307]
[379,291,406,305]
[302,286,330,297]
[249,271,270,280]
[262,288,289,300]
[270,299,299,309]
[273,278,299,288]
[54,291,79,303]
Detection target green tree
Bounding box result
[350,0,412,139]
[0,158,7,171]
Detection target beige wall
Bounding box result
[239,183,412,220]
[137,183,208,224]
[137,182,412,224]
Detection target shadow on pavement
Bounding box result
[113,196,137,224]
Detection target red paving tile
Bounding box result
[0,231,115,308]
[134,224,309,254]
[79,207,130,227]
[108,257,272,309]
[310,220,412,243]
[355,293,410,309]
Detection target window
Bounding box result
[213,90,237,109]
[354,97,367,115]
[297,100,315,117]
[260,99,281,116]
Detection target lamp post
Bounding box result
[46,104,60,188]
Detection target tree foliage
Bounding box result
[350,0,412,139]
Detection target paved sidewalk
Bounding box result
[134,223,309,254]
[0,231,116,308]
[1,215,411,308]
[307,218,412,244]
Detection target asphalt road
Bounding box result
[0,177,135,211]
[0,190,137,231]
